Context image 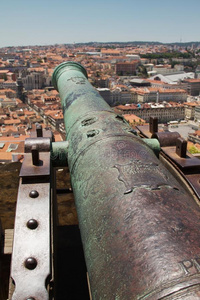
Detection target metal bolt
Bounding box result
[26,298,36,300]
[29,190,39,198]
[31,145,39,165]
[25,257,37,270]
[27,219,38,230]
[36,124,43,137]
[149,116,158,134]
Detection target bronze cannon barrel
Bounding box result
[52,62,200,299]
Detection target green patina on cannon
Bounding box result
[52,62,200,300]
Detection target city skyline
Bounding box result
[0,0,200,48]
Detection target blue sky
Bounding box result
[0,0,200,47]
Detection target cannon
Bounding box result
[51,62,200,299]
[7,61,200,299]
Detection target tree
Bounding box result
[3,73,7,81]
[188,145,200,154]
[136,65,148,78]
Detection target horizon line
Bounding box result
[1,40,200,49]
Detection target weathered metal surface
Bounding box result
[31,145,40,165]
[52,61,113,135]
[11,135,52,300]
[51,141,69,167]
[20,152,50,178]
[160,149,200,201]
[185,174,200,199]
[137,117,158,139]
[11,180,51,300]
[149,116,158,134]
[156,135,200,200]
[25,137,51,153]
[137,124,153,138]
[142,138,160,156]
[70,137,200,300]
[152,131,181,147]
[176,137,187,158]
[53,61,200,299]
[36,124,43,137]
[161,146,200,171]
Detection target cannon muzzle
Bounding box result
[52,62,200,299]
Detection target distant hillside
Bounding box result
[2,41,200,50]
[72,41,200,47]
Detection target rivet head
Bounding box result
[25,257,37,270]
[29,190,39,198]
[27,219,38,230]
[26,298,36,300]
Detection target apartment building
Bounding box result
[194,106,200,122]
[183,79,200,96]
[0,97,17,108]
[3,80,17,90]
[185,102,198,120]
[116,103,185,123]
[22,72,45,90]
[153,64,184,76]
[45,110,63,130]
[116,61,139,76]
[101,49,121,56]
[130,87,187,103]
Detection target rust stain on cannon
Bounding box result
[52,62,200,299]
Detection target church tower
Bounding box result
[16,77,24,102]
